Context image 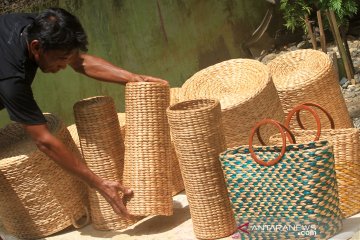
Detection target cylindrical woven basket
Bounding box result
[0,114,88,239]
[267,49,352,129]
[181,58,284,148]
[123,82,173,216]
[170,87,183,105]
[118,112,184,196]
[167,99,237,239]
[73,96,139,230]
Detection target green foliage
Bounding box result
[279,0,359,32]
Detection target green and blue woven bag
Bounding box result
[219,119,342,239]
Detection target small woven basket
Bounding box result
[73,96,139,230]
[267,49,352,129]
[167,99,237,239]
[220,119,342,239]
[123,82,173,216]
[270,103,360,218]
[181,58,284,147]
[117,112,184,196]
[0,114,88,239]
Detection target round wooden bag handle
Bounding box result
[285,103,334,141]
[249,119,295,167]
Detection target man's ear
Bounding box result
[29,40,41,59]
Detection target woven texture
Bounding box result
[271,128,360,218]
[167,99,237,239]
[123,82,173,216]
[0,114,88,239]
[170,87,183,105]
[73,96,139,230]
[118,112,184,197]
[181,58,284,147]
[220,140,342,239]
[267,49,352,129]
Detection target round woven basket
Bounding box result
[167,99,237,239]
[181,58,284,147]
[267,49,352,129]
[73,96,139,230]
[123,82,173,216]
[0,114,88,239]
[117,112,184,197]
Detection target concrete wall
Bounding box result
[0,0,281,126]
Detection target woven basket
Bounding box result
[181,58,284,148]
[117,112,184,197]
[0,114,88,239]
[270,103,360,218]
[73,96,139,230]
[170,87,183,105]
[267,49,352,129]
[123,82,173,216]
[167,99,237,239]
[220,119,342,239]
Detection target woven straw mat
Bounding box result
[267,49,352,129]
[181,58,284,148]
[167,99,237,239]
[73,96,141,230]
[123,82,173,216]
[0,113,88,239]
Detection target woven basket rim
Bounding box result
[168,99,219,113]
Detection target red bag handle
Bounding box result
[249,119,296,167]
[285,103,335,141]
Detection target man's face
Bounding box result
[36,49,77,73]
[28,40,77,73]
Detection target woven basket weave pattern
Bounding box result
[117,112,184,196]
[167,99,237,239]
[73,96,138,230]
[271,128,360,218]
[181,58,284,147]
[0,114,87,239]
[268,49,352,129]
[123,82,173,216]
[220,141,342,239]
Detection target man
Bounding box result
[0,7,167,218]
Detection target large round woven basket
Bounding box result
[267,49,352,129]
[0,114,88,239]
[167,99,237,239]
[123,82,173,216]
[181,58,284,147]
[170,87,183,105]
[73,96,139,230]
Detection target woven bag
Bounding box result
[219,119,342,239]
[0,113,89,239]
[267,49,352,129]
[123,82,173,216]
[117,112,184,196]
[167,99,237,239]
[271,102,360,218]
[73,96,140,230]
[181,58,284,148]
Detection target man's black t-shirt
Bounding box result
[0,13,46,124]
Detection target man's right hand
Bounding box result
[96,179,134,218]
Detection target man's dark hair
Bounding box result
[26,8,88,52]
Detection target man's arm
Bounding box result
[70,53,168,85]
[23,123,132,218]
